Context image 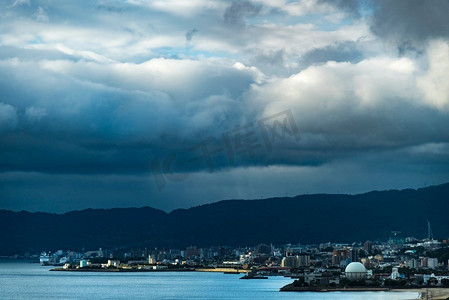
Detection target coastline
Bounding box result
[280,283,449,299]
[391,288,449,300]
[50,267,195,272]
[49,267,247,273]
[48,267,449,299]
[195,268,247,273]
[280,285,390,292]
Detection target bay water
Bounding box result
[0,261,420,299]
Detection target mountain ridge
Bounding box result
[1,182,448,255]
[3,182,448,216]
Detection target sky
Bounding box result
[1,0,449,213]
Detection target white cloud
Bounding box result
[417,39,449,110]
[1,0,449,211]
[34,6,49,23]
[252,55,418,113]
[0,102,18,133]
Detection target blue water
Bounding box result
[0,261,420,299]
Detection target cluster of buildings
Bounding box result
[27,233,449,286]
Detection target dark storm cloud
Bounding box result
[0,54,259,175]
[299,41,364,68]
[370,0,449,48]
[1,41,449,177]
[223,0,261,26]
[323,0,449,50]
[1,0,449,212]
[246,48,291,77]
[3,145,449,213]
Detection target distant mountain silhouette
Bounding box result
[1,183,449,255]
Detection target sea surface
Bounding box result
[0,260,420,299]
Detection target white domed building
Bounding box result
[345,262,367,281]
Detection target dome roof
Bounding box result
[345,262,366,273]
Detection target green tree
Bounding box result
[427,277,438,286]
[339,278,350,286]
[441,278,449,287]
[293,278,305,287]
[358,249,366,258]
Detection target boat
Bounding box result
[39,252,50,266]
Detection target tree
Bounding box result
[322,246,333,252]
[427,277,438,286]
[293,278,305,287]
[340,278,351,286]
[358,249,366,258]
[384,279,407,287]
[441,278,449,287]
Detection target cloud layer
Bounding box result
[1,0,449,212]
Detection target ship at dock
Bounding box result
[39,252,51,266]
[39,251,68,266]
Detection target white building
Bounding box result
[345,262,367,281]
[390,267,399,280]
[107,260,120,267]
[281,255,310,268]
[423,274,449,284]
[405,259,418,269]
[148,255,156,264]
[79,260,88,268]
[428,258,439,269]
